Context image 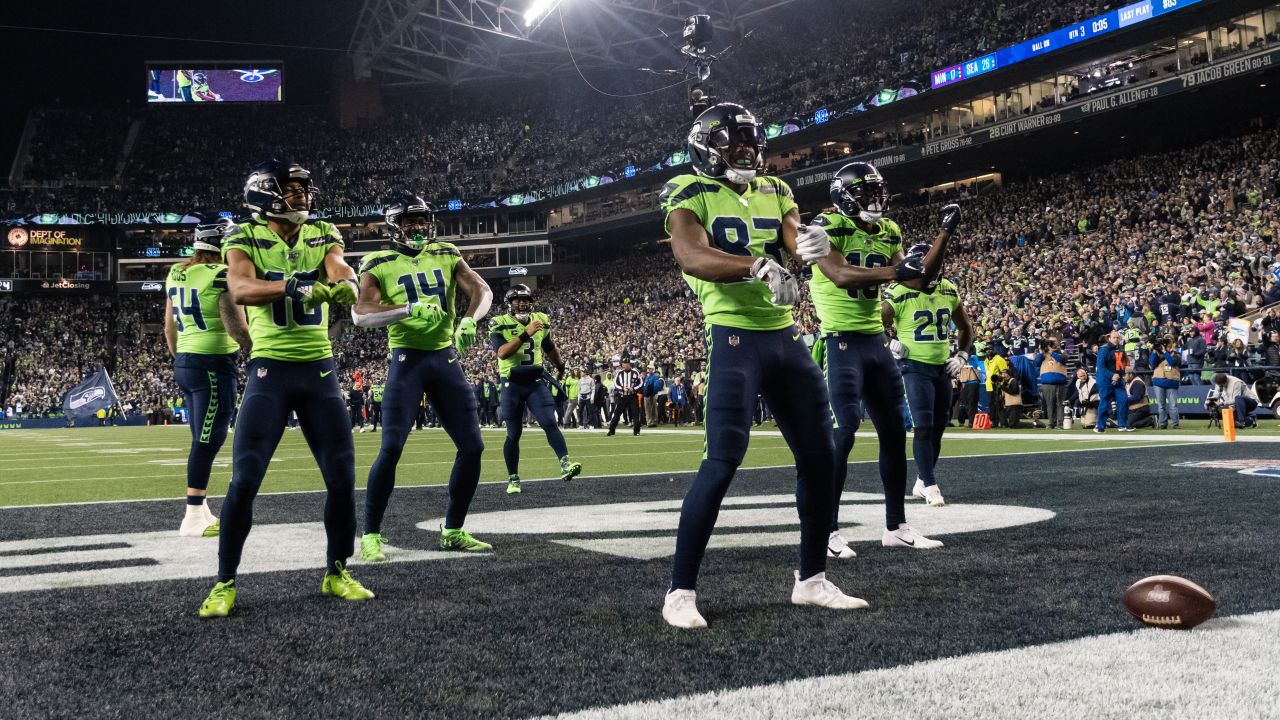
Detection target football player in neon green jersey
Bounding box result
[198,159,371,619]
[807,161,960,559]
[351,194,495,560]
[489,284,582,494]
[882,242,973,508]
[660,102,895,629]
[164,216,250,538]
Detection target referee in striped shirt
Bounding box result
[607,359,643,436]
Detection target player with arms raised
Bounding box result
[164,216,250,537]
[808,163,958,557]
[352,194,494,560]
[198,159,370,618]
[659,102,885,629]
[881,244,973,506]
[488,285,582,494]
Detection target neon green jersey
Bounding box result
[489,312,551,379]
[165,262,239,356]
[884,279,961,365]
[808,213,903,334]
[371,384,384,402]
[222,219,344,362]
[659,174,797,331]
[359,243,461,351]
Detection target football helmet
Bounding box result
[193,72,208,85]
[904,242,939,290]
[830,162,889,223]
[243,158,318,225]
[384,194,437,251]
[192,215,235,253]
[505,284,534,323]
[686,102,766,184]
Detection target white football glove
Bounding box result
[749,257,801,306]
[945,350,970,378]
[889,338,909,360]
[794,224,832,265]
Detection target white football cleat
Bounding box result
[827,531,857,559]
[178,512,216,538]
[913,479,946,507]
[882,523,944,549]
[791,571,869,610]
[662,589,707,629]
[201,500,218,526]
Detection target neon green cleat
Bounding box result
[559,457,582,482]
[202,522,220,538]
[199,580,236,618]
[440,526,492,552]
[360,532,388,562]
[321,562,375,601]
[506,475,522,494]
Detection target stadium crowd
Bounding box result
[5,122,1280,423]
[0,0,1119,216]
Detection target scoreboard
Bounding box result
[931,0,1203,89]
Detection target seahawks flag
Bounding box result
[62,366,120,420]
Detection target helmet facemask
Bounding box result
[840,176,889,223]
[392,211,437,252]
[251,176,317,225]
[707,124,766,184]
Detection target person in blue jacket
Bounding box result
[1095,329,1132,432]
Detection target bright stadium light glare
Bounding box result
[524,0,563,27]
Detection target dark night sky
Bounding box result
[0,0,361,171]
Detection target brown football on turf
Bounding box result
[1123,575,1216,629]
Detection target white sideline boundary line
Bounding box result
[0,440,1203,510]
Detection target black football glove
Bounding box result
[894,254,925,282]
[940,203,962,234]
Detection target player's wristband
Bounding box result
[336,278,359,293]
[518,331,531,342]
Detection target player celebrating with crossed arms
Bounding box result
[881,243,974,507]
[659,102,909,629]
[198,159,370,618]
[352,194,495,560]
[165,216,250,537]
[808,162,958,557]
[488,284,582,495]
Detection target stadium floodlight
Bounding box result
[523,0,564,27]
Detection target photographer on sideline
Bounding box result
[1208,373,1259,430]
[1149,336,1182,429]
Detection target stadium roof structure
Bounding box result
[348,0,799,86]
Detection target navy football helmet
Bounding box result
[193,72,208,85]
[505,284,534,322]
[830,162,889,223]
[191,215,235,253]
[904,241,940,290]
[243,159,317,224]
[384,194,437,251]
[686,102,766,184]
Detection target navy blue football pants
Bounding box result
[218,358,355,581]
[671,324,835,590]
[901,359,951,487]
[824,333,908,531]
[499,375,568,476]
[174,353,237,494]
[365,347,484,533]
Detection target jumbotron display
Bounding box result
[931,0,1203,88]
[146,62,284,103]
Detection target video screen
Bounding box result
[146,63,283,103]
